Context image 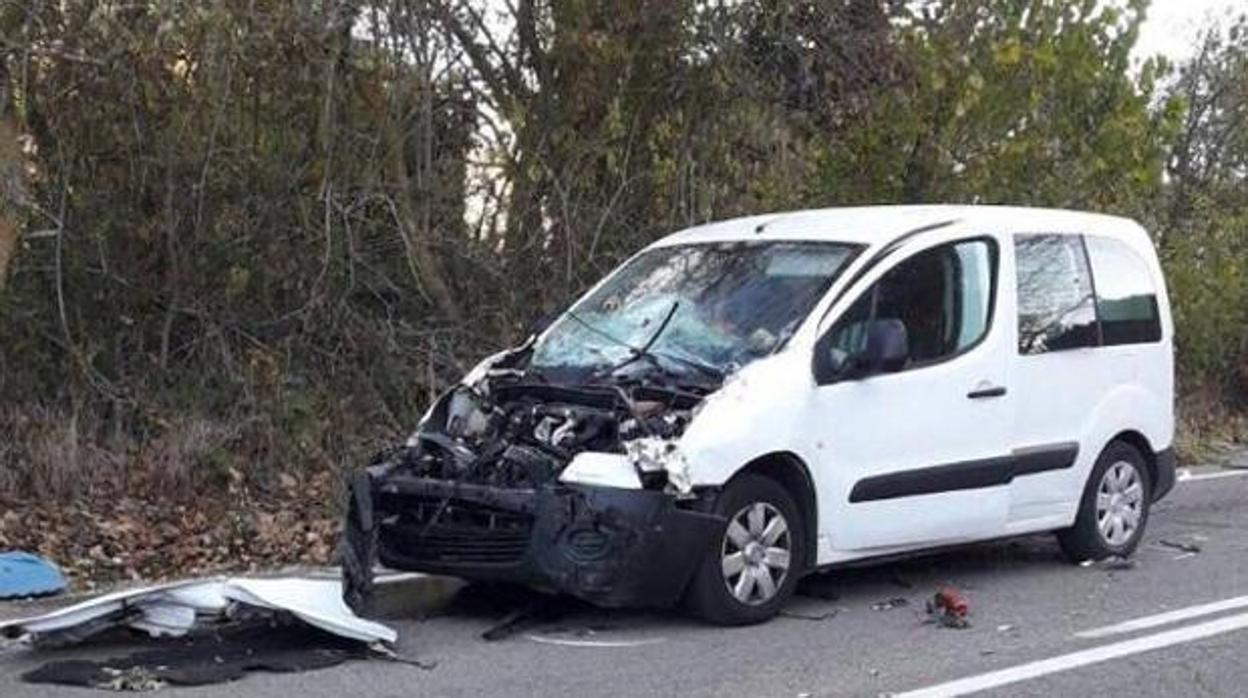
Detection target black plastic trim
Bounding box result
[1153,446,1177,502]
[848,441,1079,503]
[967,386,1007,399]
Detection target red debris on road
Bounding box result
[927,586,970,629]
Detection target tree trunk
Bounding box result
[0,73,25,293]
[379,102,463,323]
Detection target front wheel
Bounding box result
[684,474,805,625]
[1057,441,1152,563]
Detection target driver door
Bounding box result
[808,234,1013,552]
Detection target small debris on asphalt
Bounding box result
[781,607,840,621]
[996,624,1015,633]
[100,666,166,692]
[871,597,910,611]
[370,643,438,671]
[480,594,571,642]
[482,602,544,641]
[1098,555,1136,571]
[925,586,970,629]
[1158,539,1202,554]
[1079,559,1095,567]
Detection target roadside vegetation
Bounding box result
[0,0,1245,582]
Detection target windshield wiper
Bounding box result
[586,301,680,379]
[652,347,725,381]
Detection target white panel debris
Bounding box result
[0,577,397,647]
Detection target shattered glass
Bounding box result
[530,241,859,374]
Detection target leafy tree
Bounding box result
[1157,13,1248,420]
[819,0,1178,212]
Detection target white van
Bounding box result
[343,206,1175,625]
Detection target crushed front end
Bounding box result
[340,346,725,611]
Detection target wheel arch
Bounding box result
[1105,429,1158,491]
[731,451,819,572]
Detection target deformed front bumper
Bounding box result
[352,473,723,608]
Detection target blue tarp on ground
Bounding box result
[0,552,66,599]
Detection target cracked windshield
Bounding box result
[531,241,859,374]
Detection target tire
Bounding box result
[1057,440,1152,563]
[684,474,806,625]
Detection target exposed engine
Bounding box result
[394,378,697,490]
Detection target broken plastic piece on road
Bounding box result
[871,597,910,611]
[20,620,392,691]
[1158,539,1202,554]
[481,595,568,642]
[0,552,67,600]
[780,607,840,621]
[0,576,397,648]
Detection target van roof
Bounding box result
[651,205,1146,249]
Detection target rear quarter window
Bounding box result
[1014,234,1098,354]
[1084,235,1162,345]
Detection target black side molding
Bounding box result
[849,442,1079,503]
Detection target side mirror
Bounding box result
[815,319,909,383]
[860,319,909,375]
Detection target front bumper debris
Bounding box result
[347,473,722,609]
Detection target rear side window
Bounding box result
[1084,236,1162,345]
[1015,234,1098,354]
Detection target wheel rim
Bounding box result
[720,502,792,606]
[1096,460,1144,547]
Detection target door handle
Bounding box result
[967,385,1007,399]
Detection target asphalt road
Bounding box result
[3,466,1248,697]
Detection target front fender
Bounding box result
[677,351,816,487]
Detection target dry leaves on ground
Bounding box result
[0,469,343,588]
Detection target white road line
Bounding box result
[526,634,667,648]
[1075,594,1248,639]
[895,611,1248,698]
[1179,468,1248,483]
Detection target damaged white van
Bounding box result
[341,206,1175,625]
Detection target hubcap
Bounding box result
[721,502,792,606]
[1096,460,1144,546]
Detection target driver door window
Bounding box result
[827,239,997,370]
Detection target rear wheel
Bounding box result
[1057,441,1152,563]
[684,474,805,625]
